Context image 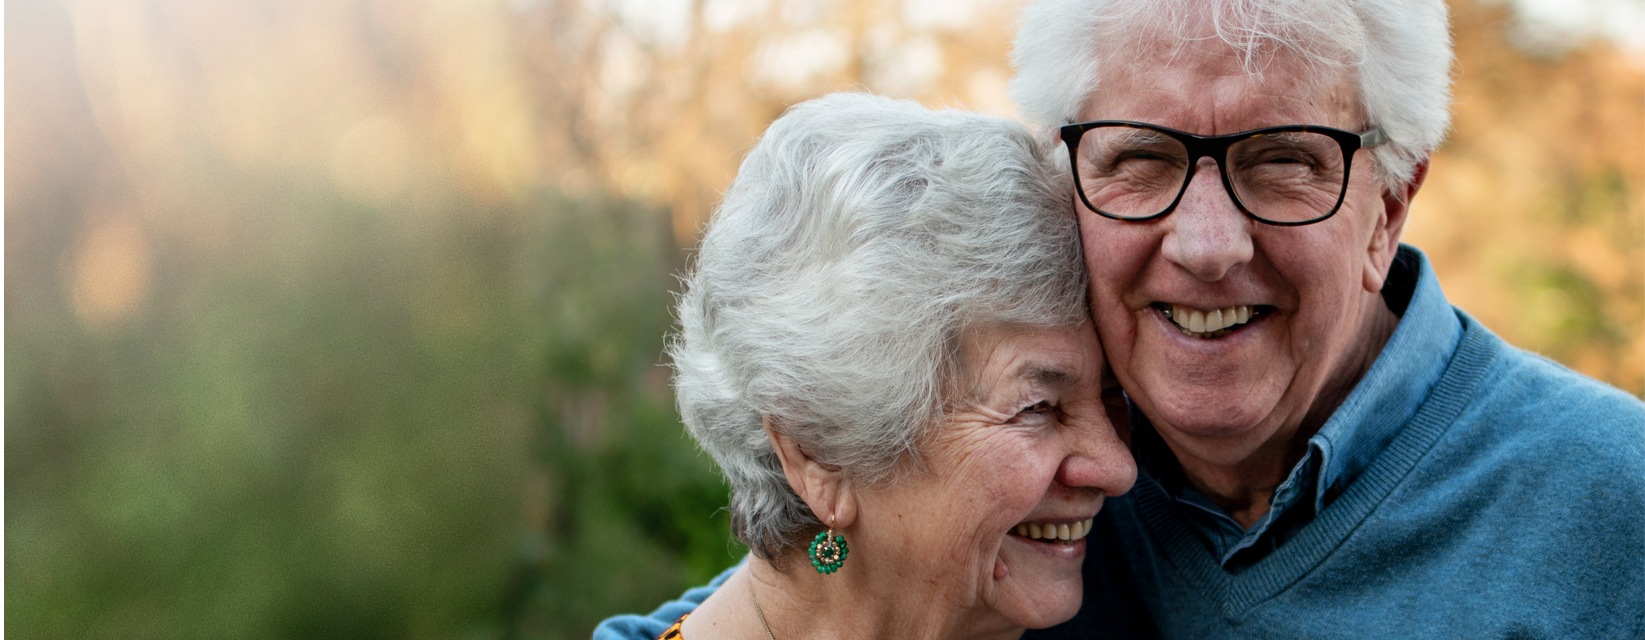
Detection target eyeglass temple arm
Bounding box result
[1360,126,1389,148]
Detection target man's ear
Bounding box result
[1364,158,1428,293]
[764,417,857,528]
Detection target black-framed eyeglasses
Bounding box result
[1059,121,1388,226]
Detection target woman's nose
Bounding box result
[1057,416,1138,497]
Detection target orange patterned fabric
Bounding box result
[656,613,688,640]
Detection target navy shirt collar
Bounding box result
[1308,245,1462,512]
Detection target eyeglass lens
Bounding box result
[1074,126,1348,223]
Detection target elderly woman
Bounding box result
[620,92,1137,639]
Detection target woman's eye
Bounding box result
[1021,400,1056,416]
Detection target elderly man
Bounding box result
[1013,0,1645,636]
[598,0,1645,637]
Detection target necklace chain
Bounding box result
[750,589,777,640]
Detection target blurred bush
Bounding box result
[507,195,744,637]
[7,187,743,639]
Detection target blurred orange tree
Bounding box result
[6,0,1641,638]
[1417,1,1645,394]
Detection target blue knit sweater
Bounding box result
[594,246,1645,639]
[1043,246,1645,638]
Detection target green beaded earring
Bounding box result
[808,519,848,575]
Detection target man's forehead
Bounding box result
[1078,32,1363,130]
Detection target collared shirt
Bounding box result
[1129,247,1463,571]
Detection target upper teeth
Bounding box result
[1013,518,1093,542]
[1165,304,1253,336]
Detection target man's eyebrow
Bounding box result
[1121,130,1171,145]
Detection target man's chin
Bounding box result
[1165,413,1268,439]
[1144,392,1284,453]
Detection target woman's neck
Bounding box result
[685,553,1023,640]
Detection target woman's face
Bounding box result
[850,322,1138,630]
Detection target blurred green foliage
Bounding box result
[510,196,747,637]
[6,188,744,638]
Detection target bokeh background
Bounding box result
[6,0,1642,637]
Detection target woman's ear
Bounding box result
[764,417,857,528]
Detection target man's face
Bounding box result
[1075,35,1409,469]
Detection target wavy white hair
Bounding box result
[1009,0,1452,190]
[670,93,1087,560]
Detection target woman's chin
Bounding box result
[989,536,1086,628]
[998,589,1083,630]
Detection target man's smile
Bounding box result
[1152,302,1273,339]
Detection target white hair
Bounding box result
[670,93,1087,561]
[1009,0,1452,190]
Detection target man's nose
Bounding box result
[1160,157,1255,281]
